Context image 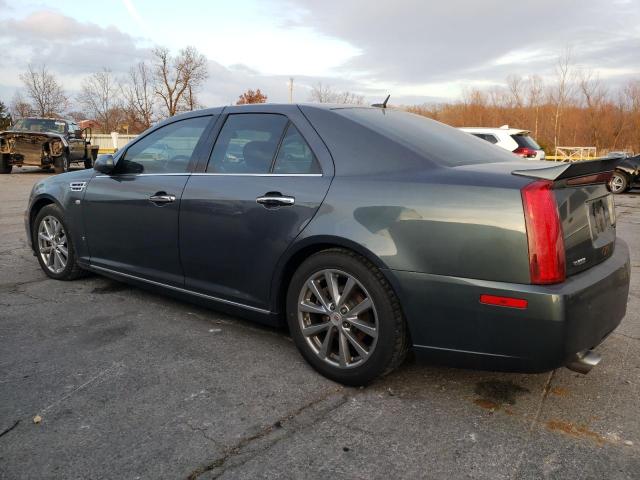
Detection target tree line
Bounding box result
[9,46,208,134]
[6,47,639,153]
[407,52,640,154]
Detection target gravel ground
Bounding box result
[1,167,638,480]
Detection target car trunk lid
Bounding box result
[513,158,619,277]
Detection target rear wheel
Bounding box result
[608,171,628,194]
[53,153,69,174]
[286,249,409,385]
[0,154,12,174]
[84,155,93,169]
[33,204,85,280]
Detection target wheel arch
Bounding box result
[270,235,394,317]
[28,195,61,247]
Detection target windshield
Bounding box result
[13,118,66,134]
[335,108,520,167]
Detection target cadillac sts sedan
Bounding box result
[25,104,630,385]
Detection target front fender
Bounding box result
[26,170,94,260]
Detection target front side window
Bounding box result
[207,114,288,173]
[117,116,210,174]
[273,124,321,174]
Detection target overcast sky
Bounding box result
[0,0,639,107]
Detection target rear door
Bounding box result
[180,105,333,310]
[83,115,214,286]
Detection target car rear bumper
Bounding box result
[388,239,630,372]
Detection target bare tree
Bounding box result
[309,83,364,104]
[19,65,68,117]
[624,80,640,151]
[121,61,155,130]
[506,75,524,109]
[152,46,208,117]
[78,68,121,133]
[10,91,33,119]
[550,48,575,151]
[579,71,608,148]
[526,75,544,139]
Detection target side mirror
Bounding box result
[94,154,115,174]
[74,129,83,139]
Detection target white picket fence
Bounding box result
[90,134,138,152]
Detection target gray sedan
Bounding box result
[24,104,630,385]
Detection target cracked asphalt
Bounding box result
[1,167,639,480]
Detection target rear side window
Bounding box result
[207,114,288,173]
[335,108,520,167]
[472,133,498,144]
[273,125,321,174]
[118,116,210,174]
[511,134,541,150]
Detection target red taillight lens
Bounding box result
[521,180,566,284]
[514,147,537,158]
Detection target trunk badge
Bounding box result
[572,257,587,266]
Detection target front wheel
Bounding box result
[33,204,85,280]
[286,249,409,386]
[608,171,629,194]
[84,156,93,169]
[53,153,69,174]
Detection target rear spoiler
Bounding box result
[512,157,623,181]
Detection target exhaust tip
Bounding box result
[566,350,601,374]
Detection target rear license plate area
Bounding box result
[586,196,614,248]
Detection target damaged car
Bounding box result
[0,117,99,174]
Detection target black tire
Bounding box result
[608,171,629,194]
[0,154,12,174]
[53,153,69,174]
[286,249,410,386]
[33,204,86,280]
[84,156,93,169]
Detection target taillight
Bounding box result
[514,147,537,158]
[521,180,566,284]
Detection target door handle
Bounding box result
[149,193,176,204]
[256,193,295,208]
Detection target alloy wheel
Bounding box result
[297,269,378,369]
[609,174,626,193]
[37,215,68,274]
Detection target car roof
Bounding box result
[459,126,529,135]
[22,117,71,123]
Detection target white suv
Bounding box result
[459,126,546,161]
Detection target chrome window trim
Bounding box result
[95,173,191,178]
[89,265,272,314]
[191,173,323,177]
[95,173,323,178]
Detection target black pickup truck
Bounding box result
[0,117,99,174]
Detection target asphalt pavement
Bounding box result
[1,167,638,479]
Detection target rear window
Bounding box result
[334,108,519,167]
[511,134,541,150]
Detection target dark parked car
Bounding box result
[24,104,630,385]
[606,153,639,193]
[0,117,99,174]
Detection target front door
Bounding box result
[180,109,333,310]
[83,115,213,286]
[67,123,85,161]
